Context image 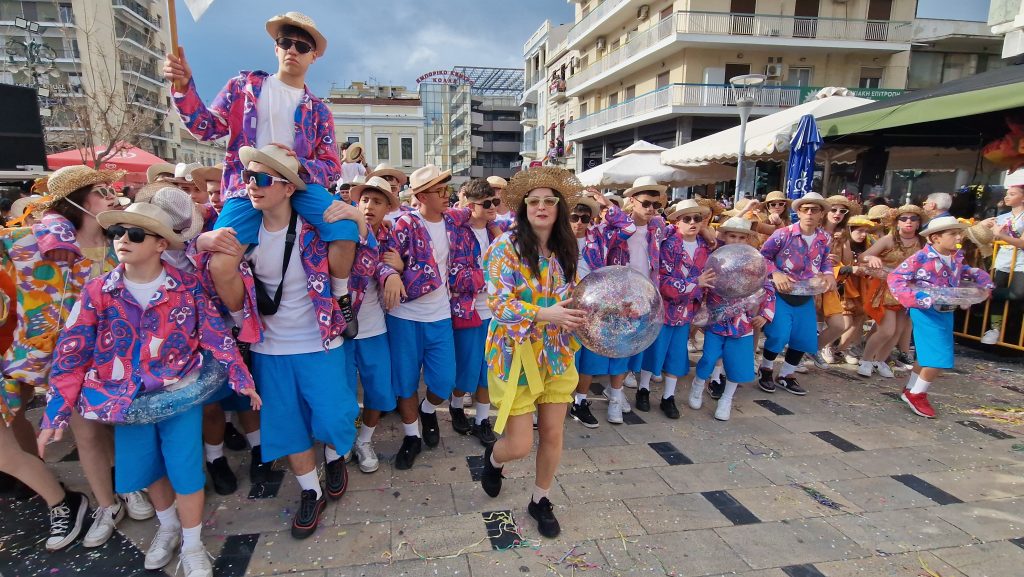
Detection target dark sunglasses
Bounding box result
[275,37,314,55]
[242,170,290,188]
[638,200,663,210]
[474,198,501,209]
[678,215,702,224]
[569,213,592,224]
[105,225,158,243]
[898,215,921,222]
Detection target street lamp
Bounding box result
[730,73,766,204]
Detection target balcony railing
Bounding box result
[567,0,632,48]
[569,13,677,91]
[112,0,161,29]
[521,106,538,124]
[521,127,540,154]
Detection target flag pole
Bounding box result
[167,0,180,56]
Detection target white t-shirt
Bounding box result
[801,233,816,247]
[124,270,167,310]
[339,162,366,184]
[389,213,452,323]
[355,279,387,340]
[471,227,492,320]
[682,239,698,261]
[626,227,651,275]
[249,216,341,354]
[577,237,592,279]
[994,210,1024,272]
[255,75,304,148]
[938,252,954,269]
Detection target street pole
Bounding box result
[734,96,753,205]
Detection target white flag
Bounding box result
[183,0,214,22]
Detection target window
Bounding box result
[660,6,673,20]
[625,85,636,100]
[608,92,619,107]
[347,136,360,144]
[611,38,620,51]
[59,3,74,23]
[579,102,588,117]
[376,137,389,160]
[401,137,413,163]
[656,71,670,88]
[858,67,883,89]
[786,67,812,87]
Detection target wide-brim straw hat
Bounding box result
[763,190,791,209]
[503,167,583,212]
[964,222,995,257]
[866,204,891,221]
[97,203,184,250]
[624,176,668,198]
[717,216,757,236]
[847,216,877,229]
[8,195,43,225]
[826,194,861,215]
[133,184,206,243]
[792,192,830,212]
[486,176,508,190]
[575,193,600,215]
[146,162,175,184]
[238,145,306,190]
[604,193,624,207]
[344,142,364,164]
[369,163,407,186]
[409,164,452,195]
[266,11,327,57]
[696,198,725,217]
[351,176,399,209]
[891,204,927,224]
[919,215,967,238]
[41,165,126,210]
[190,164,223,192]
[667,199,710,221]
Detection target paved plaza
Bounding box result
[2,345,1023,577]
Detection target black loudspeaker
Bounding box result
[0,85,47,171]
[854,147,888,190]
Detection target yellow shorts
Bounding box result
[488,359,578,420]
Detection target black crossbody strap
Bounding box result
[266,210,299,312]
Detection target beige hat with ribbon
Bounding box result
[717,216,757,236]
[133,184,206,243]
[238,145,306,190]
[624,176,668,198]
[667,199,710,221]
[351,176,399,209]
[409,164,453,195]
[369,163,408,186]
[97,203,184,250]
[266,11,327,56]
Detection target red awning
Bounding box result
[47,144,168,174]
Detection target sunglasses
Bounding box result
[638,200,663,210]
[473,198,501,209]
[242,170,290,188]
[798,206,823,214]
[569,213,592,224]
[898,215,921,222]
[524,196,560,208]
[275,37,314,55]
[829,207,850,215]
[93,186,117,199]
[105,225,158,243]
[678,215,702,224]
[767,201,788,208]
[426,185,450,199]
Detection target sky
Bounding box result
[176,0,576,101]
[916,0,990,22]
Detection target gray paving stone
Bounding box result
[329,557,471,577]
[467,544,618,577]
[334,483,455,525]
[389,455,477,486]
[751,432,845,457]
[597,529,752,576]
[747,455,868,484]
[624,493,734,533]
[824,476,940,512]
[932,541,1024,577]
[933,497,1024,541]
[915,467,1024,501]
[560,423,630,449]
[826,508,975,555]
[728,483,863,521]
[823,425,935,450]
[815,551,965,577]
[546,499,646,544]
[834,446,951,477]
[656,460,776,494]
[583,444,668,470]
[245,522,391,575]
[557,467,674,504]
[388,513,492,562]
[715,518,872,570]
[450,476,566,514]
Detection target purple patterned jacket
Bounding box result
[887,244,994,309]
[348,225,395,316]
[760,223,834,281]
[704,273,777,338]
[173,71,341,199]
[605,209,665,283]
[659,230,712,326]
[578,206,636,277]
[449,219,504,323]
[42,263,254,429]
[382,208,472,303]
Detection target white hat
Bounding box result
[238,145,306,190]
[134,185,206,243]
[624,176,668,198]
[1006,169,1024,188]
[667,199,709,221]
[919,215,967,238]
[409,164,453,195]
[97,203,184,250]
[172,162,202,183]
[717,217,756,236]
[350,176,399,209]
[369,163,407,186]
[792,192,830,211]
[486,176,508,189]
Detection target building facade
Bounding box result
[520,20,577,171]
[326,82,425,177]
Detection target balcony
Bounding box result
[549,78,567,103]
[567,0,638,50]
[112,0,162,32]
[521,105,538,126]
[521,127,540,157]
[677,11,912,44]
[122,66,163,87]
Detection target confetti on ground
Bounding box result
[957,406,1024,426]
[792,483,845,511]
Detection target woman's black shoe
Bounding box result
[528,497,561,538]
[480,444,503,498]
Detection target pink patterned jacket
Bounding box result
[448,219,504,324]
[887,244,994,309]
[760,223,834,281]
[659,230,712,326]
[381,208,472,303]
[348,225,396,316]
[605,209,665,283]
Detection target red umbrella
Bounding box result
[47,143,168,174]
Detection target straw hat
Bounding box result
[667,199,710,221]
[409,164,453,195]
[623,176,668,198]
[717,217,757,236]
[486,176,508,190]
[97,203,184,250]
[919,215,967,238]
[792,192,830,212]
[9,195,42,222]
[847,216,876,229]
[696,198,726,217]
[190,164,223,192]
[344,142,364,164]
[866,204,890,221]
[133,184,206,243]
[964,222,995,257]
[41,165,126,209]
[238,145,306,190]
[763,190,791,209]
[266,11,327,56]
[826,194,860,215]
[30,177,48,194]
[369,163,407,186]
[575,193,600,215]
[604,193,623,207]
[891,204,927,223]
[350,176,399,209]
[503,166,583,212]
[146,162,175,184]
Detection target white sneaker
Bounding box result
[83,502,125,547]
[354,440,379,473]
[812,352,829,370]
[688,381,704,410]
[981,328,1000,345]
[177,545,214,577]
[714,398,733,421]
[843,351,860,365]
[623,372,638,389]
[120,490,155,521]
[857,360,874,377]
[795,362,810,374]
[820,346,835,364]
[602,388,631,413]
[145,524,181,570]
[875,361,895,378]
[652,374,664,383]
[607,398,624,424]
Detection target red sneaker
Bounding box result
[901,391,935,418]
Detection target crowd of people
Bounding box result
[0,11,1018,577]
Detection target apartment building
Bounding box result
[326,82,425,177]
[520,19,576,171]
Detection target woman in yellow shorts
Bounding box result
[478,167,587,539]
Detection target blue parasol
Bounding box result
[785,113,822,200]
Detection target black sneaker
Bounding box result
[250,445,273,484]
[291,489,326,539]
[394,435,422,470]
[635,388,650,412]
[569,399,599,429]
[45,490,88,551]
[207,457,238,496]
[224,422,247,451]
[471,419,497,447]
[707,375,726,400]
[481,444,504,498]
[757,368,777,393]
[338,294,358,339]
[324,451,348,500]
[659,395,680,419]
[450,407,471,435]
[420,409,440,448]
[528,497,561,539]
[776,376,807,396]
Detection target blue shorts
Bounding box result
[696,332,756,383]
[454,323,488,395]
[642,324,691,377]
[343,334,397,412]
[114,404,204,495]
[205,382,252,413]
[909,308,954,369]
[251,347,358,462]
[216,184,359,246]
[385,316,456,399]
[763,297,818,355]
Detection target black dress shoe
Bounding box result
[291,489,325,539]
[481,444,503,498]
[450,407,471,435]
[207,457,238,495]
[420,409,440,448]
[471,419,497,446]
[324,452,348,500]
[659,395,680,419]
[338,294,358,339]
[635,388,650,412]
[394,435,422,470]
[528,497,561,538]
[223,422,248,451]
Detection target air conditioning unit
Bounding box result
[765,64,785,78]
[637,5,650,20]
[596,36,606,51]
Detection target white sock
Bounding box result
[450,395,465,409]
[245,430,261,448]
[489,451,502,468]
[181,524,202,552]
[295,470,322,499]
[759,357,774,371]
[662,376,678,399]
[910,377,931,395]
[573,393,587,405]
[403,420,421,438]
[721,380,739,402]
[420,398,436,414]
[692,377,706,389]
[357,425,375,444]
[711,364,725,380]
[532,485,550,504]
[203,442,224,463]
[155,505,180,529]
[608,386,624,401]
[331,276,349,299]
[324,446,342,463]
[639,370,653,391]
[779,362,798,378]
[904,372,919,392]
[475,404,490,424]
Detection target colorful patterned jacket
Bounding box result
[578,206,636,277]
[760,223,834,282]
[887,244,994,310]
[605,209,665,283]
[381,208,472,303]
[348,225,395,316]
[659,230,712,326]
[704,270,776,338]
[41,263,254,429]
[196,216,346,348]
[173,71,341,199]
[449,218,503,323]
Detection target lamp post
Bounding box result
[4,17,58,118]
[729,73,766,204]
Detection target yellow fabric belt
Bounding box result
[494,339,544,434]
